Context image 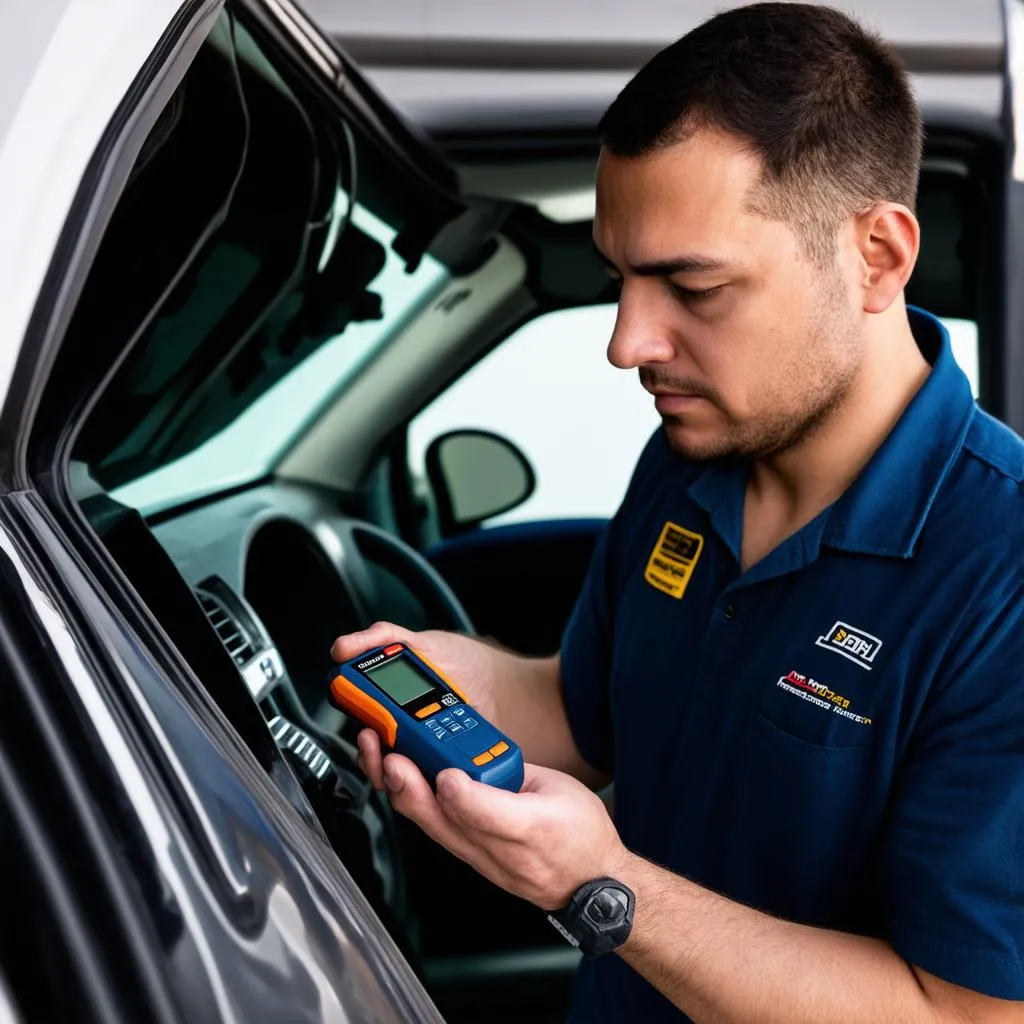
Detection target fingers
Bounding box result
[331,621,416,662]
[381,755,513,881]
[432,767,543,839]
[434,763,598,838]
[355,729,386,790]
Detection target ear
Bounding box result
[853,204,920,315]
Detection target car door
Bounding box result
[0,2,445,1021]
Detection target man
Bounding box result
[333,4,1024,1021]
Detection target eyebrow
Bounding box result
[592,241,729,277]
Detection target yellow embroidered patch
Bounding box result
[644,521,704,599]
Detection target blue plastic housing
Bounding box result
[330,645,524,792]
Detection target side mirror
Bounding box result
[425,429,536,536]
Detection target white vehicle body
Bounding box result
[0,0,210,413]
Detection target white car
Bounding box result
[0,1,1020,1022]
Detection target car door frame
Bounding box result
[1000,0,1024,435]
[0,2,455,1021]
[0,0,224,489]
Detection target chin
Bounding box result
[661,422,746,464]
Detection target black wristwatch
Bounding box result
[546,877,635,957]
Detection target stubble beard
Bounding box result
[661,293,862,465]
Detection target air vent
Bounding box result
[197,590,257,667]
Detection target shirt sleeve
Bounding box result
[560,431,665,775]
[883,574,1024,999]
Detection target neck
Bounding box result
[748,301,931,524]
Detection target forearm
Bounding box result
[487,648,606,787]
[616,853,954,1024]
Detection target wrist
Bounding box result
[605,846,641,885]
[609,852,660,957]
[613,857,706,961]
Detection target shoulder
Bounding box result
[922,410,1024,669]
[630,429,674,482]
[611,430,704,536]
[930,408,1023,547]
[962,407,1024,486]
[605,430,702,564]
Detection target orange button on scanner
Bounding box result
[489,741,509,758]
[472,752,494,766]
[415,702,442,719]
[383,643,404,656]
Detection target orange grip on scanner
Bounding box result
[330,674,399,747]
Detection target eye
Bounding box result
[670,283,725,303]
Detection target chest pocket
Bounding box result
[756,665,877,751]
[721,708,879,925]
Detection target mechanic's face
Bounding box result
[593,128,862,462]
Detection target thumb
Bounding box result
[331,622,418,662]
[435,767,541,838]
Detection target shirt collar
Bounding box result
[822,307,975,558]
[687,308,975,563]
[686,458,746,563]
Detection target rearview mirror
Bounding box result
[425,430,536,536]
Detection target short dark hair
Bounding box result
[598,3,923,264]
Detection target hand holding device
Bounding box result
[329,643,524,792]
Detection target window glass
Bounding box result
[64,15,454,517]
[410,304,656,524]
[114,203,447,514]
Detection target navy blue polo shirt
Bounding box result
[561,309,1024,1022]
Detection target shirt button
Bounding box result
[723,603,737,620]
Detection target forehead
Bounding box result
[593,129,768,259]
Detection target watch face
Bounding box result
[585,886,629,925]
[546,878,635,957]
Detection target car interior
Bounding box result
[23,5,1006,1022]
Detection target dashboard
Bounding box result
[150,480,471,720]
[139,478,476,949]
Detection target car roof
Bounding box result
[299,0,1006,134]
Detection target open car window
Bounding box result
[113,203,448,515]
[63,10,455,516]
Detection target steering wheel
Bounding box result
[236,513,476,965]
[334,520,475,636]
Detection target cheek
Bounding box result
[698,260,842,415]
[684,311,769,413]
[709,318,827,424]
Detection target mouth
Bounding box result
[652,393,707,414]
[644,387,704,398]
[643,386,711,415]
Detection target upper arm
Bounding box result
[883,580,1024,1002]
[559,430,669,777]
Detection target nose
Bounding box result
[606,284,678,370]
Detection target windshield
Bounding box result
[66,14,457,516]
[112,203,448,515]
